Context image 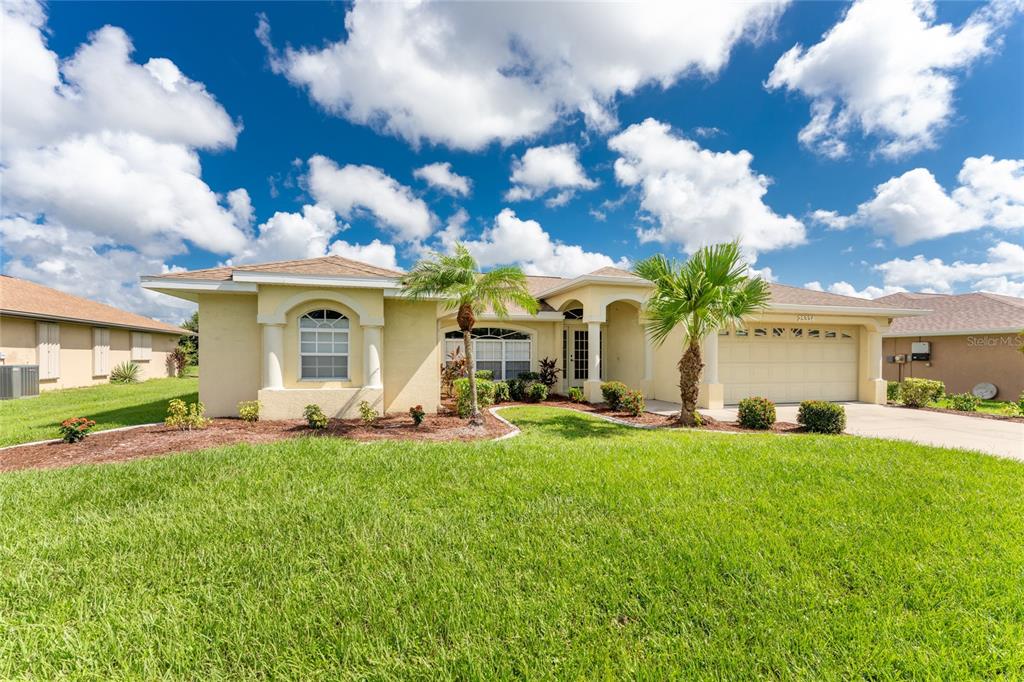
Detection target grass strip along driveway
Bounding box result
[0,377,198,447]
[1,406,1022,678]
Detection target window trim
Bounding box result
[443,327,534,380]
[298,308,350,382]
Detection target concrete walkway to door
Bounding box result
[648,401,1024,461]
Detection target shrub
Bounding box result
[440,346,468,397]
[797,401,846,434]
[517,371,542,383]
[454,377,496,418]
[538,357,561,389]
[167,347,188,377]
[110,361,140,384]
[737,396,776,430]
[600,381,628,410]
[1017,392,1024,417]
[886,381,901,403]
[493,381,511,404]
[165,398,209,431]
[303,404,328,430]
[237,400,260,422]
[947,392,980,412]
[475,369,494,380]
[900,378,945,407]
[525,382,548,403]
[409,404,425,426]
[59,417,96,443]
[358,400,379,425]
[567,387,585,403]
[621,390,645,417]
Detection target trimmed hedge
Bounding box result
[947,392,979,412]
[453,378,496,417]
[621,390,645,417]
[797,401,846,434]
[737,396,775,430]
[900,378,945,408]
[600,381,628,410]
[525,382,548,403]
[567,387,585,403]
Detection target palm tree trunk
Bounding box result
[678,340,703,426]
[457,303,482,426]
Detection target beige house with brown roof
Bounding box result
[0,276,188,391]
[143,255,922,419]
[877,292,1024,399]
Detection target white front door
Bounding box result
[562,326,589,389]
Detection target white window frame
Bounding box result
[299,309,350,381]
[131,331,152,361]
[444,328,533,381]
[36,321,60,379]
[93,327,111,377]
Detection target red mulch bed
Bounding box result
[0,411,512,473]
[508,397,806,433]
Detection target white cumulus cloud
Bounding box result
[804,280,907,299]
[506,144,597,206]
[874,240,1024,292]
[413,162,472,196]
[766,0,1019,158]
[258,1,787,150]
[811,155,1024,244]
[608,118,805,259]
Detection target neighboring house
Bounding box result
[876,292,1024,400]
[0,275,188,390]
[143,255,922,419]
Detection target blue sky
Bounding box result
[2,0,1022,321]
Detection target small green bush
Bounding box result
[525,382,548,403]
[900,378,945,407]
[59,417,96,443]
[409,405,425,426]
[737,396,776,430]
[506,378,526,402]
[621,390,645,417]
[165,399,209,431]
[1015,392,1024,416]
[493,381,511,404]
[303,404,328,430]
[238,400,260,422]
[886,381,901,403]
[797,401,846,434]
[517,371,542,383]
[358,400,379,425]
[475,369,494,380]
[947,392,980,412]
[600,381,628,410]
[110,361,140,384]
[567,387,585,403]
[454,378,496,418]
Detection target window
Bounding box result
[735,329,749,337]
[791,328,803,338]
[772,327,784,337]
[808,329,821,339]
[841,331,853,339]
[754,328,767,337]
[93,328,110,377]
[563,308,584,320]
[131,332,152,361]
[444,328,532,380]
[824,330,837,339]
[300,309,349,380]
[718,329,729,336]
[36,322,60,379]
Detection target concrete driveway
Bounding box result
[649,401,1024,461]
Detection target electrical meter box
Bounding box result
[910,341,930,361]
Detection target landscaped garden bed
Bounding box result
[0,411,512,472]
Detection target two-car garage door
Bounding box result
[719,325,859,404]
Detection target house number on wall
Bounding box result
[796,314,815,322]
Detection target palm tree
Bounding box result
[401,244,539,425]
[634,242,770,426]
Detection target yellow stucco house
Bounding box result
[142,255,921,419]
[0,275,187,391]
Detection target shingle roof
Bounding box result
[154,255,404,281]
[875,291,1024,335]
[0,276,189,335]
[767,283,901,309]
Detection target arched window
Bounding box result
[444,328,531,380]
[300,309,349,380]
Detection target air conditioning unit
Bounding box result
[911,341,930,361]
[0,365,40,400]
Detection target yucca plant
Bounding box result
[110,361,141,384]
[401,244,539,425]
[634,241,770,426]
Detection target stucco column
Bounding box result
[698,331,724,409]
[584,321,603,402]
[643,332,654,381]
[362,324,383,389]
[261,323,284,390]
[858,329,886,404]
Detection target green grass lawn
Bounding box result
[0,377,198,447]
[930,397,1018,416]
[1,406,1022,679]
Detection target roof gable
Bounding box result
[878,291,1024,335]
